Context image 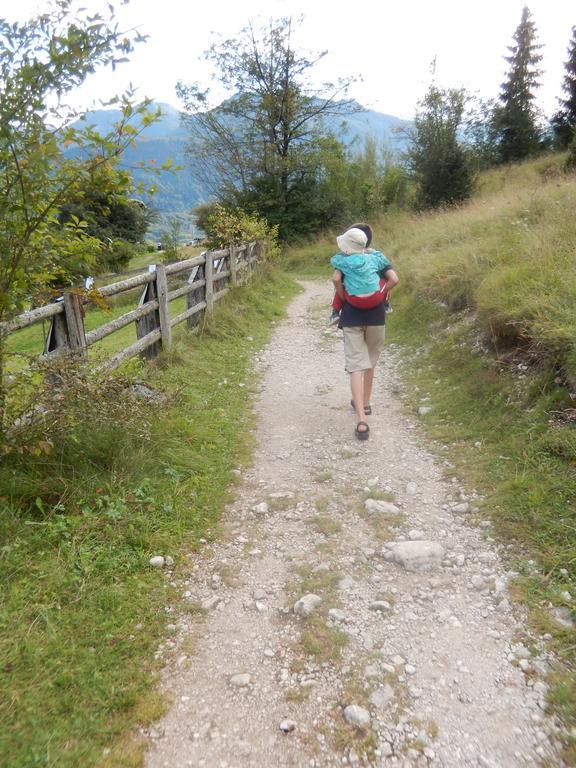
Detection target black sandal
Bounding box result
[355,421,370,440]
[350,399,372,416]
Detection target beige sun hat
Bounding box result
[336,227,368,255]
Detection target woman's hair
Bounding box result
[350,222,372,247]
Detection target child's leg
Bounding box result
[332,292,344,311]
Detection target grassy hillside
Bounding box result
[287,152,576,761]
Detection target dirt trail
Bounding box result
[144,281,561,768]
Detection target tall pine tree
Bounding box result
[493,6,544,163]
[552,26,576,149]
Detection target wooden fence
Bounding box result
[1,241,262,372]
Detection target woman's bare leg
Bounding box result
[363,367,375,409]
[350,370,368,431]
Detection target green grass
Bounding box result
[0,265,300,768]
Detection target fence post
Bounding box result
[229,244,238,286]
[155,263,172,350]
[63,292,86,353]
[136,270,161,360]
[205,251,214,314]
[186,264,204,329]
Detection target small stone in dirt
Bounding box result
[369,685,395,709]
[418,406,433,415]
[343,705,371,729]
[279,719,296,733]
[149,556,165,568]
[252,502,269,515]
[263,648,275,658]
[453,502,470,513]
[201,596,223,611]
[391,655,406,667]
[294,594,322,617]
[339,575,355,590]
[405,664,417,675]
[383,541,444,572]
[380,742,393,757]
[369,601,391,612]
[364,664,380,679]
[253,588,267,600]
[328,608,347,623]
[406,482,418,496]
[408,529,424,540]
[229,673,251,688]
[364,499,400,515]
[551,606,574,628]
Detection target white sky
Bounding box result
[7,0,575,119]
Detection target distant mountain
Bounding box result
[76,100,411,237]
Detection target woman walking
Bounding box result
[331,225,399,440]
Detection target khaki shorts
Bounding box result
[342,325,386,373]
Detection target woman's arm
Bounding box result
[384,269,399,291]
[332,269,345,300]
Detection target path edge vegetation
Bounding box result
[0,265,301,768]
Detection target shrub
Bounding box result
[1,356,155,512]
[203,204,280,260]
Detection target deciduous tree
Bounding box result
[177,17,358,241]
[0,0,158,427]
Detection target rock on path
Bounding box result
[144,281,562,768]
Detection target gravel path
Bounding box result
[144,281,562,768]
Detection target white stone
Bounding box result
[381,742,393,757]
[364,499,400,516]
[406,482,418,496]
[294,594,322,617]
[551,607,574,628]
[418,406,433,415]
[279,719,296,733]
[453,502,470,513]
[408,529,425,540]
[343,705,371,728]
[229,673,251,688]
[369,601,391,612]
[201,595,222,611]
[369,685,395,708]
[149,556,165,567]
[384,541,444,572]
[252,502,269,515]
[328,608,347,622]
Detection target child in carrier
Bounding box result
[329,224,392,324]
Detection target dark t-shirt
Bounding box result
[339,265,393,328]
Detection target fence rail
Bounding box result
[1,241,262,372]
